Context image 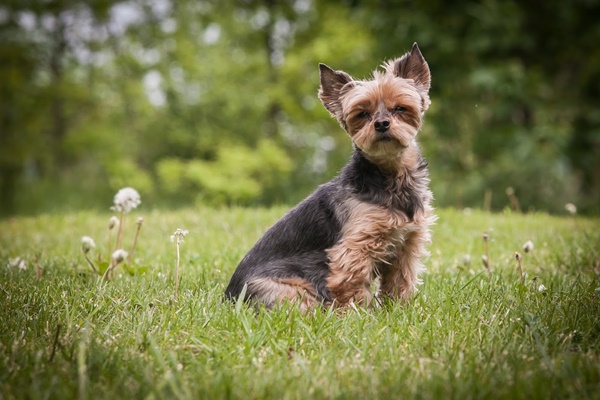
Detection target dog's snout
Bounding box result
[374,119,390,132]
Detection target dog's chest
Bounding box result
[366,210,422,271]
[389,217,421,244]
[339,196,423,256]
[379,208,424,259]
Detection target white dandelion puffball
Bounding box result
[170,228,189,243]
[112,249,128,263]
[522,240,534,253]
[8,257,27,270]
[564,203,577,215]
[108,216,120,230]
[538,284,547,292]
[112,187,141,213]
[81,236,96,253]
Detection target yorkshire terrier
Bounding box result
[225,43,436,310]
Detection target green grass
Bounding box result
[1,207,599,399]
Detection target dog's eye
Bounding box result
[357,111,370,119]
[394,106,407,113]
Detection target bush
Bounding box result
[156,140,292,205]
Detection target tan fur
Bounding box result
[340,75,424,169]
[247,277,318,312]
[327,196,434,307]
[378,201,436,300]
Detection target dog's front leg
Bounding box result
[326,228,395,307]
[379,225,429,301]
[326,202,404,307]
[326,242,375,307]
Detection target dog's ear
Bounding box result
[318,63,355,122]
[387,43,431,110]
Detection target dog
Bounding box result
[225,43,435,310]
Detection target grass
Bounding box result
[1,207,599,399]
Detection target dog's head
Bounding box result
[318,43,431,167]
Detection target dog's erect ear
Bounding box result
[389,43,431,90]
[387,43,431,110]
[318,63,355,122]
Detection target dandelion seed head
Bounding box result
[514,251,523,261]
[81,236,96,253]
[538,284,547,292]
[171,228,189,243]
[8,257,27,270]
[522,240,534,253]
[111,187,141,214]
[108,216,119,230]
[112,249,128,263]
[564,203,577,215]
[137,217,144,225]
[461,254,471,266]
[482,233,489,241]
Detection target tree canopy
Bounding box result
[1,0,598,215]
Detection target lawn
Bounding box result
[1,207,599,399]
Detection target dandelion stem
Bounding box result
[175,240,180,300]
[102,261,114,281]
[170,228,188,300]
[115,212,124,251]
[127,221,143,266]
[515,252,524,285]
[483,232,491,276]
[83,253,98,273]
[107,230,112,264]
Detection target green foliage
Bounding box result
[1,208,599,399]
[156,140,292,205]
[105,158,154,195]
[0,0,599,215]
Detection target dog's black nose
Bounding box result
[374,119,390,132]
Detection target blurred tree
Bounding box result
[0,0,126,213]
[0,20,38,213]
[0,0,598,215]
[356,0,600,212]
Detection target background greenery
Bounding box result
[1,0,599,216]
